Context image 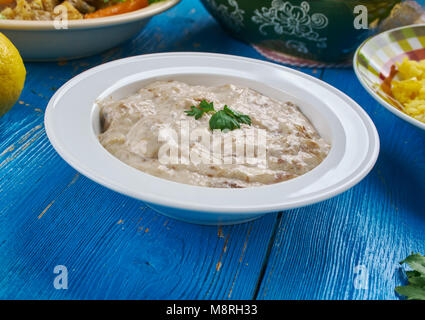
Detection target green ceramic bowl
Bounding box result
[200,0,402,63]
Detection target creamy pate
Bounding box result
[98,81,330,188]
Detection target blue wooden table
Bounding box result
[1,0,424,300]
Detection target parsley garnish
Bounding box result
[185,100,251,131]
[210,110,241,131]
[184,100,215,119]
[223,105,252,125]
[395,253,425,300]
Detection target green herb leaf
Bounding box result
[185,100,251,131]
[148,0,164,3]
[395,253,425,300]
[401,253,425,274]
[185,106,205,120]
[396,285,425,300]
[209,110,240,131]
[185,99,215,120]
[210,105,251,131]
[223,105,251,125]
[199,100,215,113]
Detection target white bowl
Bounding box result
[45,52,380,225]
[0,0,180,61]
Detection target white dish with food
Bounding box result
[45,52,380,225]
[98,80,331,188]
[0,0,180,61]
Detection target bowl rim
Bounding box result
[45,52,380,214]
[0,0,180,30]
[353,24,425,132]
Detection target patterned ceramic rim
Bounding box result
[253,44,352,69]
[354,24,425,131]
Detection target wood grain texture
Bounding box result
[257,69,425,300]
[0,0,320,300]
[2,0,420,300]
[0,172,279,299]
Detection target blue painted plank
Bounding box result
[0,0,324,300]
[0,0,277,300]
[257,68,425,300]
[0,170,279,299]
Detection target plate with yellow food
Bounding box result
[0,0,180,60]
[354,24,425,131]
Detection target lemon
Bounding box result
[0,32,26,117]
